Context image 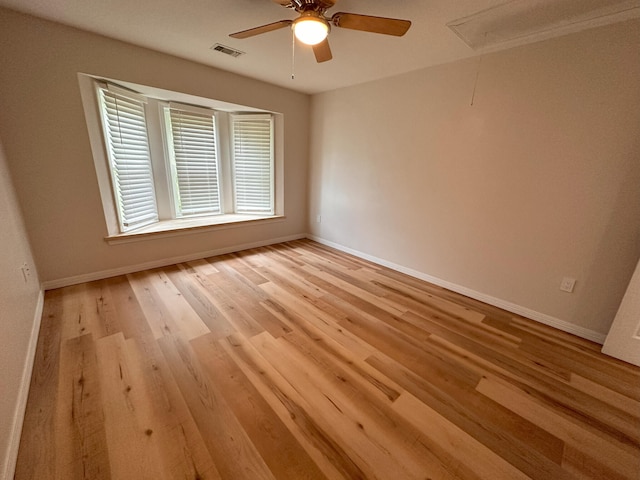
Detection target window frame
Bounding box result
[79,74,284,242]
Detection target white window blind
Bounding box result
[98,87,158,231]
[168,107,221,216]
[231,115,274,214]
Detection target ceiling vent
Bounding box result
[448,0,640,50]
[211,43,245,58]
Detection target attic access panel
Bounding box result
[448,0,640,50]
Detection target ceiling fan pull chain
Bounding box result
[470,55,482,106]
[470,32,488,106]
[291,29,296,80]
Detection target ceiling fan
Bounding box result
[229,0,412,63]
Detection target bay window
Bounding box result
[81,75,280,240]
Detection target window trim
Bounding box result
[78,73,284,241]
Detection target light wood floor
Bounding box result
[15,239,640,480]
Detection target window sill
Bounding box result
[105,214,285,245]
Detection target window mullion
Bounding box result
[217,112,234,214]
[146,99,174,220]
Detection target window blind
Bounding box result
[99,88,158,231]
[232,115,274,214]
[169,108,221,216]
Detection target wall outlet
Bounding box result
[560,277,576,293]
[316,214,321,223]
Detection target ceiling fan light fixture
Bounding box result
[293,16,329,45]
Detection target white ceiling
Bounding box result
[1,0,638,94]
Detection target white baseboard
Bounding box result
[2,289,45,480]
[42,233,307,290]
[307,235,607,344]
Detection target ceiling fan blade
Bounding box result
[272,0,293,6]
[229,20,292,39]
[331,12,411,36]
[313,38,332,63]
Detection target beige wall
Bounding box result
[309,19,640,336]
[0,8,309,284]
[0,138,42,478]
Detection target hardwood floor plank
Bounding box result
[509,316,609,354]
[96,332,168,480]
[519,335,640,401]
[94,278,123,338]
[261,244,308,268]
[191,333,330,480]
[290,241,370,270]
[163,265,237,340]
[254,259,328,300]
[186,258,219,276]
[127,270,188,340]
[302,264,408,317]
[218,332,369,480]
[366,271,522,346]
[392,392,532,480]
[282,328,402,404]
[157,333,277,480]
[404,312,570,381]
[129,270,209,339]
[124,336,222,480]
[59,284,92,341]
[226,253,271,286]
[198,267,279,338]
[206,259,292,338]
[144,269,211,341]
[260,281,374,359]
[250,331,453,480]
[569,373,640,417]
[107,275,156,341]
[366,353,570,480]
[332,299,482,391]
[276,331,484,480]
[477,375,640,479]
[352,265,486,324]
[107,275,220,480]
[185,266,266,339]
[561,445,631,480]
[370,264,518,323]
[425,332,639,447]
[55,333,111,480]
